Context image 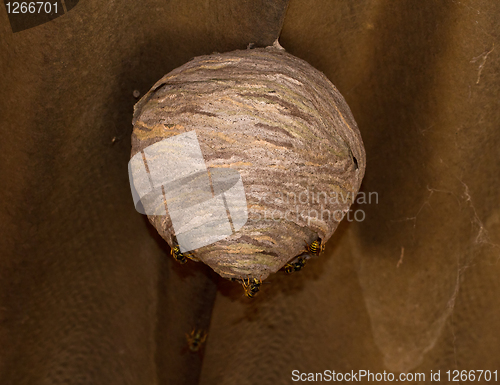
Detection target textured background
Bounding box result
[1,0,499,384]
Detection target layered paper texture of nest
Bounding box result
[131,46,366,280]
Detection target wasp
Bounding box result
[305,238,325,256]
[185,328,207,352]
[241,277,262,298]
[284,256,307,274]
[171,244,193,264]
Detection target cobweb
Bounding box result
[350,172,499,373]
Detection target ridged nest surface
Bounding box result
[131,44,365,281]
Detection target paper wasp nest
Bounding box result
[130,43,366,281]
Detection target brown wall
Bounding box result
[1,1,499,384]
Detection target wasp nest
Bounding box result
[130,43,365,281]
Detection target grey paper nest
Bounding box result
[130,44,366,281]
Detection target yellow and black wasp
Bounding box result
[284,256,307,274]
[171,244,193,264]
[241,277,262,298]
[304,238,325,256]
[185,328,207,352]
